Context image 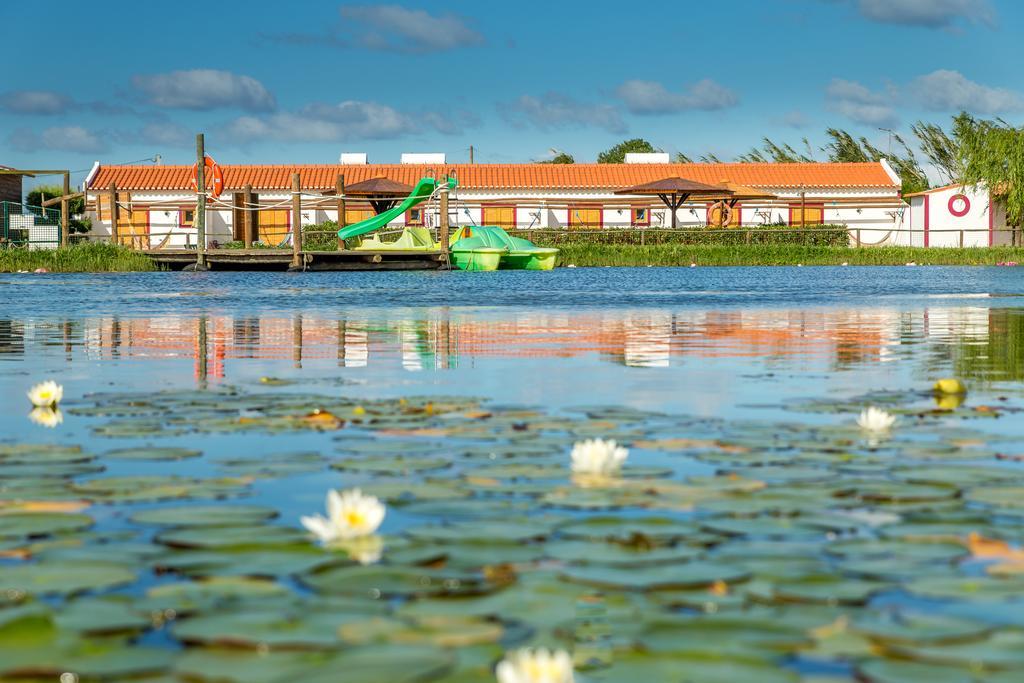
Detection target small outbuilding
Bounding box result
[0,166,24,203]
[900,183,1014,247]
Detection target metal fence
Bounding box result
[1,201,61,249]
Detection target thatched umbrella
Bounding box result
[704,180,777,227]
[614,177,732,228]
[344,177,415,215]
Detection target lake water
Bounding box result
[2,267,1024,681]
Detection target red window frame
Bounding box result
[705,202,742,227]
[481,204,517,228]
[788,203,825,226]
[405,208,424,226]
[631,207,651,226]
[568,206,603,229]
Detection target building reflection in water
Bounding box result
[0,305,1018,384]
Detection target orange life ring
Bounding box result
[708,201,733,228]
[190,156,224,198]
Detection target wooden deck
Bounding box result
[143,249,448,271]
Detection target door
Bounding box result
[258,209,290,245]
[482,206,515,229]
[569,207,602,229]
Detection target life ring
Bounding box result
[948,193,970,217]
[190,156,224,198]
[708,201,733,228]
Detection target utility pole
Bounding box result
[60,171,70,247]
[439,182,450,269]
[469,146,474,164]
[194,133,208,270]
[336,173,346,250]
[290,172,302,269]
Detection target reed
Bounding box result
[555,244,1024,267]
[0,243,157,272]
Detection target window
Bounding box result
[179,210,195,228]
[569,207,603,229]
[706,202,741,228]
[406,208,424,226]
[632,208,650,226]
[481,206,515,229]
[789,204,824,226]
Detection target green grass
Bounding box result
[0,243,157,272]
[555,244,1024,267]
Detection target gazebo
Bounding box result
[343,177,415,215]
[614,177,732,229]
[704,180,777,227]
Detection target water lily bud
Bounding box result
[934,378,967,395]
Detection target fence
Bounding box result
[1,201,62,249]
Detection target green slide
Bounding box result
[337,177,455,242]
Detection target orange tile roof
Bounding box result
[89,162,897,192]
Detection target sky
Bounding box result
[2,0,1022,188]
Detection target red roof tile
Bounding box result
[89,162,898,192]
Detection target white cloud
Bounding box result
[615,79,738,114]
[340,5,484,52]
[502,93,626,134]
[826,0,995,29]
[0,90,72,115]
[10,125,107,153]
[224,100,467,143]
[825,78,898,126]
[781,110,809,128]
[911,70,1024,114]
[132,69,276,111]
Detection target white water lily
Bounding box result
[301,488,385,543]
[27,380,63,408]
[570,438,628,475]
[496,648,575,683]
[28,407,63,428]
[856,406,897,433]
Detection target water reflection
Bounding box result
[1,306,1022,384]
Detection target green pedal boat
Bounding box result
[449,226,558,271]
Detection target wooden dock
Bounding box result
[143,249,448,271]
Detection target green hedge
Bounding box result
[509,225,850,247]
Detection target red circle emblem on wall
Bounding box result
[948,193,971,217]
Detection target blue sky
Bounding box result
[2,0,1021,187]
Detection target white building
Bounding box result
[896,183,1013,247]
[83,159,906,249]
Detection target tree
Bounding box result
[822,128,927,195]
[537,152,575,164]
[674,152,693,163]
[737,137,815,163]
[960,117,1024,226]
[598,138,658,164]
[911,112,982,185]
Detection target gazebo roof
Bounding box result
[707,179,776,202]
[614,177,730,196]
[344,177,415,197]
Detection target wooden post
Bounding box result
[195,134,207,270]
[108,182,119,244]
[293,314,303,368]
[60,172,70,247]
[960,230,965,248]
[800,190,806,229]
[671,194,678,229]
[856,229,861,246]
[243,184,254,248]
[439,182,450,264]
[336,174,346,249]
[291,172,302,268]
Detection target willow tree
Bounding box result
[961,117,1024,226]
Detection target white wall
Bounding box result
[895,185,1006,248]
